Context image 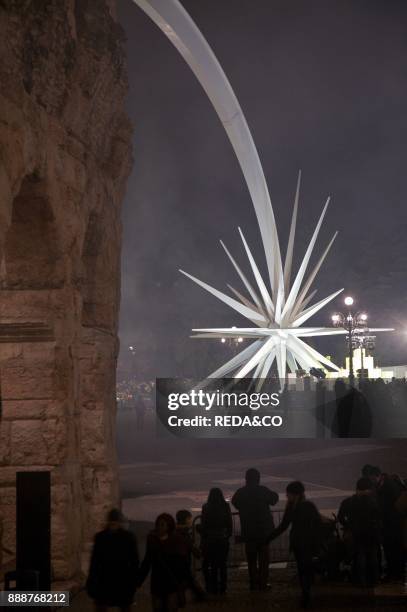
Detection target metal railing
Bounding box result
[192,510,290,571]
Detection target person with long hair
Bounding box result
[138,513,186,612]
[200,488,233,595]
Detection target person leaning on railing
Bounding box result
[267,481,322,609]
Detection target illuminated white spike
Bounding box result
[287,342,312,372]
[276,338,287,380]
[192,330,264,339]
[364,328,394,333]
[238,227,274,317]
[255,348,277,391]
[281,198,331,321]
[291,289,318,319]
[291,232,338,320]
[192,326,345,338]
[286,350,298,373]
[227,284,266,322]
[284,170,301,294]
[294,336,341,372]
[294,327,348,337]
[260,348,277,379]
[179,269,268,324]
[286,336,321,370]
[253,356,267,381]
[235,336,276,379]
[221,242,264,313]
[292,288,344,327]
[207,340,264,379]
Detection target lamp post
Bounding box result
[220,326,244,352]
[331,296,368,385]
[128,344,137,379]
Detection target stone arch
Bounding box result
[1,173,63,290]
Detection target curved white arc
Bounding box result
[133,0,283,288]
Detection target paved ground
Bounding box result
[70,564,406,611]
[115,411,407,556]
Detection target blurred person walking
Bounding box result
[86,509,139,612]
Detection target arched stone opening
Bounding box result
[1,173,62,291]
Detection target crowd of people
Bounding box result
[86,466,407,611]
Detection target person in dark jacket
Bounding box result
[338,477,381,586]
[268,481,322,609]
[86,508,139,612]
[200,488,233,595]
[138,513,186,612]
[362,465,404,580]
[232,468,278,591]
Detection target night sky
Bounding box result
[117,0,407,379]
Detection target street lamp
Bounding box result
[331,296,368,385]
[220,326,244,350]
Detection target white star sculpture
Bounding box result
[180,172,347,385]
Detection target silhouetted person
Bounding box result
[138,513,186,611]
[362,464,404,580]
[175,509,206,601]
[200,488,233,595]
[378,474,404,580]
[268,481,322,609]
[338,478,381,587]
[232,468,278,591]
[86,509,139,612]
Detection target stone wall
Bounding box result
[0,0,133,586]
